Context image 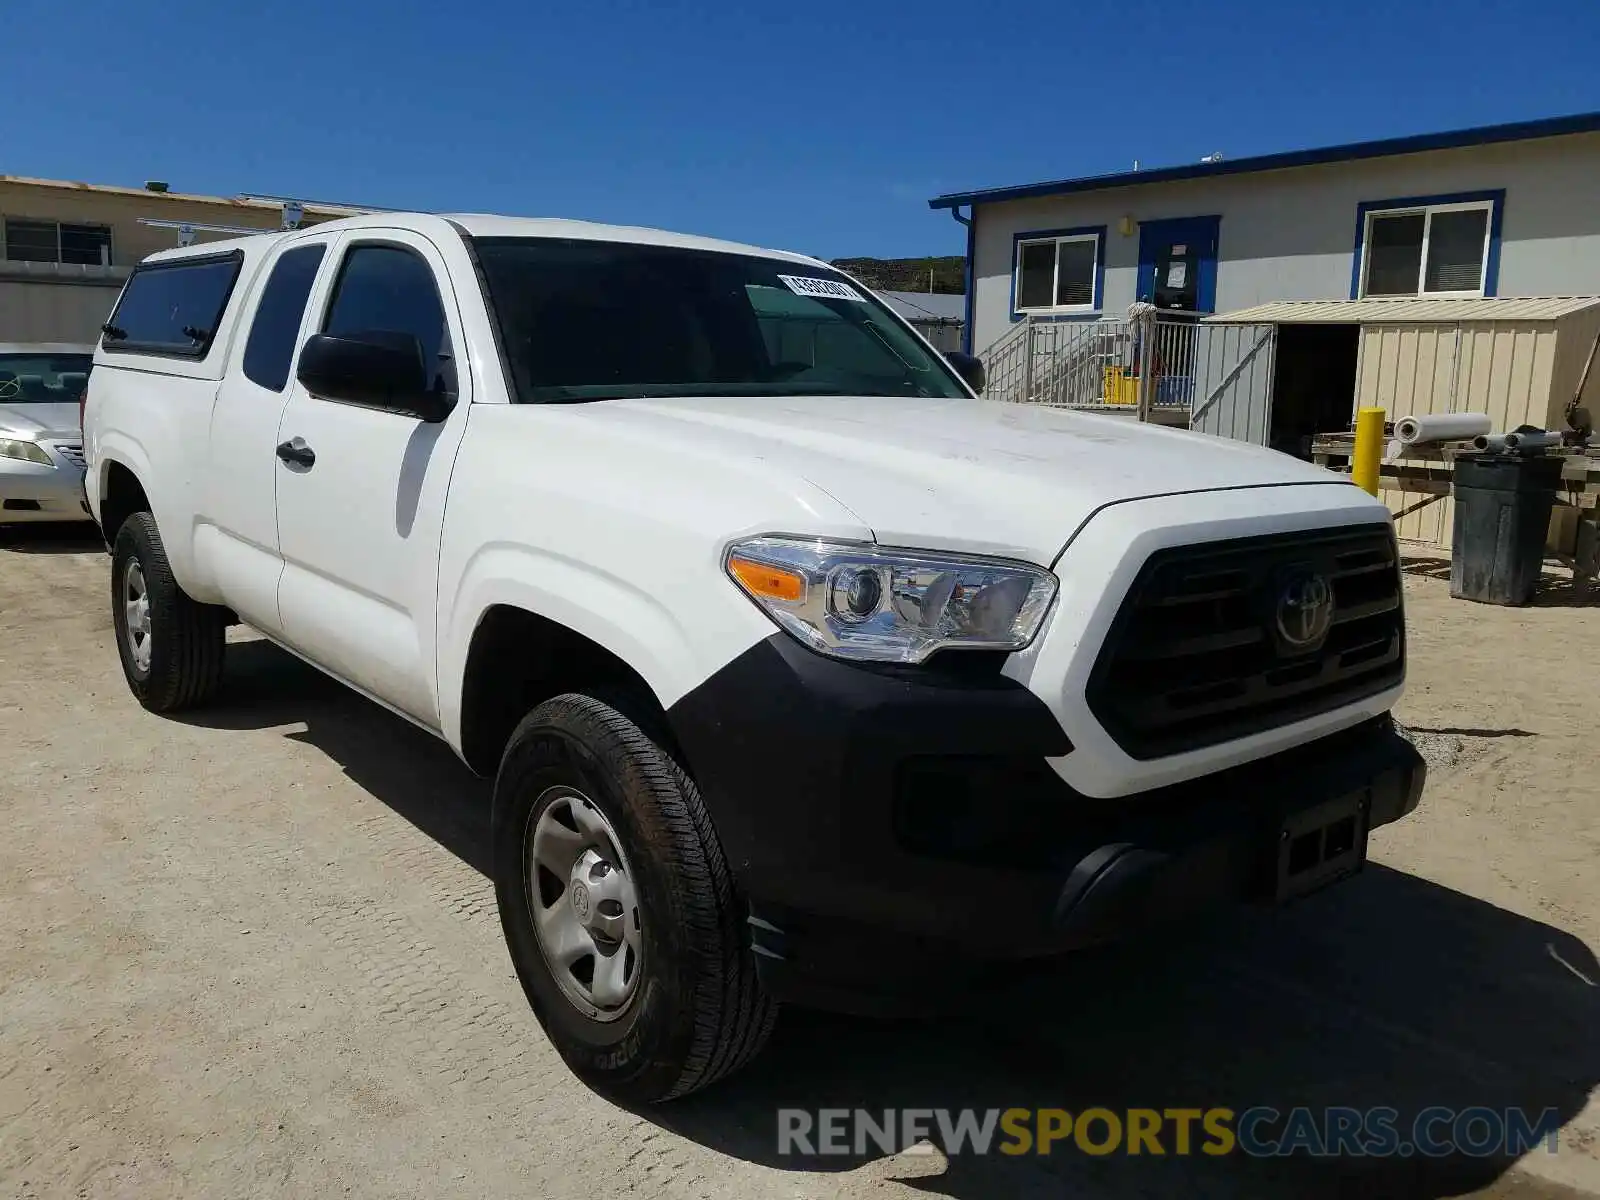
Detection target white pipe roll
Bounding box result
[1473,433,1510,452]
[1394,412,1493,445]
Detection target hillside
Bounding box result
[830,256,964,294]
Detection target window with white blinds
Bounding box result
[1360,201,1492,298]
[1423,208,1490,292]
[1014,231,1101,313]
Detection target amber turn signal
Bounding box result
[727,554,806,603]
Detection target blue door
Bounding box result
[1137,216,1220,313]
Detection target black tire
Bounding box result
[492,692,775,1103]
[110,511,227,712]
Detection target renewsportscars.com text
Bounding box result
[777,1106,1563,1159]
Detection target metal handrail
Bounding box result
[981,312,1222,415]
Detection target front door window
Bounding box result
[1151,239,1201,311]
[1137,217,1220,314]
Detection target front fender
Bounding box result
[436,542,773,754]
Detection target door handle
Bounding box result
[275,438,316,468]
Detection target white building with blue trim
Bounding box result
[930,111,1600,356]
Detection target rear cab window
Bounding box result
[101,251,244,359]
[242,244,328,391]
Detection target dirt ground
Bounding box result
[1,526,1595,1200]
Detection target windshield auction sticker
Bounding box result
[778,275,866,302]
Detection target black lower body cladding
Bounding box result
[666,633,1425,1014]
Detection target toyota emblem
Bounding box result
[570,881,592,922]
[1275,572,1334,651]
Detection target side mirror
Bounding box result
[296,331,452,422]
[945,350,986,394]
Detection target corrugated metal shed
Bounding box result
[1359,304,1600,546]
[1202,294,1600,475]
[874,290,966,323]
[1196,292,1600,549]
[1208,296,1600,324]
[874,290,966,351]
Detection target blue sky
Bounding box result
[10,0,1599,260]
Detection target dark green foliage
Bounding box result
[830,256,964,294]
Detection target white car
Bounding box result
[82,213,1425,1102]
[0,343,93,526]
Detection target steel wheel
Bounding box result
[525,786,644,1022]
[493,693,776,1101]
[123,559,152,673]
[108,512,227,712]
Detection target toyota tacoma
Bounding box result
[82,213,1424,1102]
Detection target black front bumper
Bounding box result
[666,634,1425,1013]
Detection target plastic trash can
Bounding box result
[1449,452,1564,605]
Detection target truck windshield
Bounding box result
[470,237,969,403]
[0,353,93,403]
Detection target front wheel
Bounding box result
[492,692,775,1103]
[110,512,226,712]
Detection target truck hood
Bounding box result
[602,394,1351,565]
[0,402,79,440]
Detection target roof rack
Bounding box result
[236,192,399,213]
[136,196,342,245]
[136,218,276,246]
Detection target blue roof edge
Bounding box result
[928,111,1600,210]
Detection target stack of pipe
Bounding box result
[1385,412,1492,461]
[1380,413,1569,461]
[1473,429,1564,452]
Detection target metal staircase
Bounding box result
[979,316,1138,408]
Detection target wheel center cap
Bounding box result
[570,880,592,922]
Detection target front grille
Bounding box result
[1087,525,1404,759]
[51,441,85,467]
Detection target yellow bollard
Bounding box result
[1351,406,1385,496]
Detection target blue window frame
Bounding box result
[1010,225,1106,321]
[1350,190,1504,299]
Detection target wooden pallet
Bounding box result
[1310,435,1600,583]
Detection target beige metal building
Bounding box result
[1208,295,1600,546]
[1,177,368,342]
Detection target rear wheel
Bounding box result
[492,692,775,1103]
[110,512,226,712]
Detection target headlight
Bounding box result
[0,438,52,466]
[725,536,1057,663]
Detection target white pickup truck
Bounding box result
[83,212,1424,1102]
